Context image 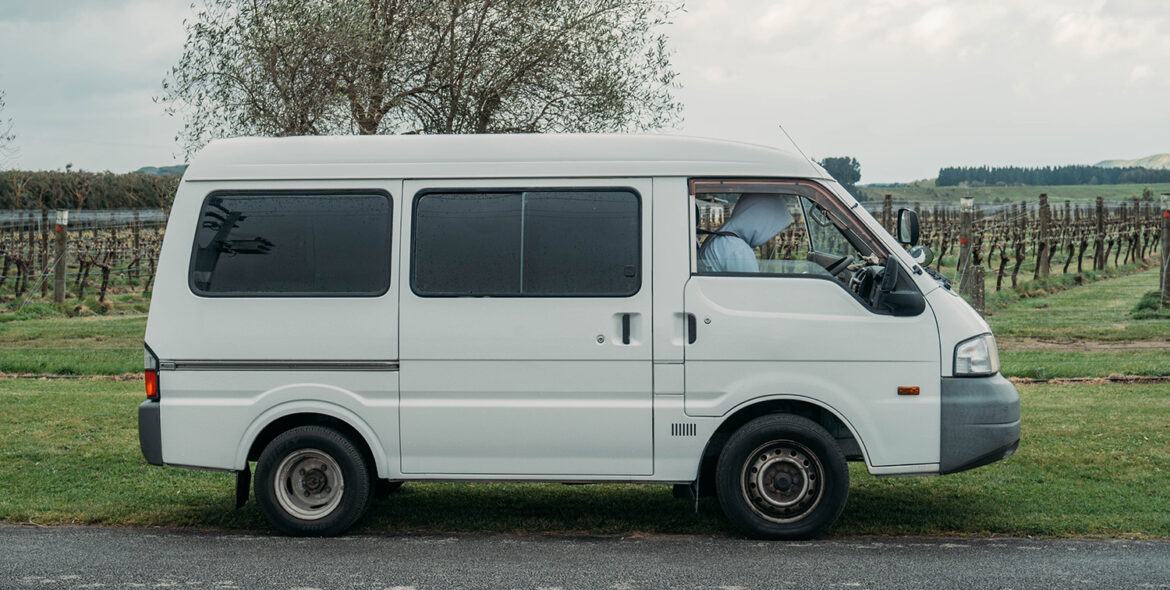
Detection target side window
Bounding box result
[412,189,641,297]
[695,193,818,275]
[189,192,391,296]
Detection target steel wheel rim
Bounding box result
[273,448,344,521]
[740,440,824,524]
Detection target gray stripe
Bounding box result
[160,360,399,372]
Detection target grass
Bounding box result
[983,268,1170,378]
[0,378,1166,537]
[859,182,1170,205]
[0,315,145,375]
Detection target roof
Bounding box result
[182,134,828,181]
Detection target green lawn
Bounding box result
[0,315,145,375]
[985,268,1170,379]
[1,379,1166,537]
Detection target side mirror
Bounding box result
[896,209,920,246]
[908,245,934,267]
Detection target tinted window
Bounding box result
[190,192,391,296]
[413,189,640,296]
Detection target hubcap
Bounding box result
[273,449,344,520]
[741,440,824,523]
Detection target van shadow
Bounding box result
[159,479,1000,537]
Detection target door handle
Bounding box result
[622,313,631,345]
[686,313,697,344]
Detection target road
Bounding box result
[2,526,1168,589]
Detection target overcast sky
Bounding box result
[0,0,1166,182]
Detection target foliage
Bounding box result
[818,156,861,187]
[0,90,14,165]
[1132,290,1170,320]
[162,0,682,153]
[0,169,179,210]
[937,164,1170,187]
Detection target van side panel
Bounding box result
[158,370,397,477]
[148,180,403,472]
[683,276,942,468]
[144,180,401,361]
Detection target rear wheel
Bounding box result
[716,414,848,539]
[255,425,372,536]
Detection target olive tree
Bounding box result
[162,0,681,153]
[0,90,15,165]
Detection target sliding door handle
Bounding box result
[686,313,697,344]
[621,313,631,345]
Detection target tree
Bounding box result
[161,0,681,154]
[0,90,15,165]
[818,156,861,188]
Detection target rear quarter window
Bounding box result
[189,191,391,297]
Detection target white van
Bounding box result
[138,134,1019,539]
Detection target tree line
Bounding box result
[0,170,179,211]
[937,165,1170,187]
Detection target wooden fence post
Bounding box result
[53,210,69,304]
[958,197,973,283]
[970,265,986,314]
[1038,194,1050,279]
[1160,194,1169,302]
[1094,197,1105,270]
[882,194,893,231]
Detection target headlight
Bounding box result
[954,333,1000,376]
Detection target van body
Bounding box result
[139,134,1019,538]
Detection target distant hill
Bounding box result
[1094,154,1170,170]
[136,165,188,177]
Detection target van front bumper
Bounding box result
[138,400,163,466]
[940,374,1020,474]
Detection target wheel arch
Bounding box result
[695,396,868,495]
[238,402,387,478]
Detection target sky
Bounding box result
[0,0,1167,183]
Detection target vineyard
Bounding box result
[706,191,1169,311]
[2,191,1168,314]
[0,210,166,311]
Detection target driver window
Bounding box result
[696,192,855,279]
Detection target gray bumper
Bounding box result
[940,374,1020,474]
[138,400,163,466]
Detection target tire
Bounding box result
[255,425,372,536]
[715,414,848,540]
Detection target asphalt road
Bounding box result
[2,526,1168,589]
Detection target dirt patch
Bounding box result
[1010,375,1170,385]
[0,373,141,381]
[999,338,1170,351]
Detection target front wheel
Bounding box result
[255,426,372,536]
[716,414,848,539]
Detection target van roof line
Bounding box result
[182,134,828,182]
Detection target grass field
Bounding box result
[859,182,1170,205]
[0,378,1166,537]
[985,268,1170,379]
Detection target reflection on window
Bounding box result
[190,193,391,296]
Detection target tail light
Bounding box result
[144,344,160,401]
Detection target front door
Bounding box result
[398,178,654,476]
[683,181,941,468]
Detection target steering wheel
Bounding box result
[823,254,853,276]
[850,265,877,298]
